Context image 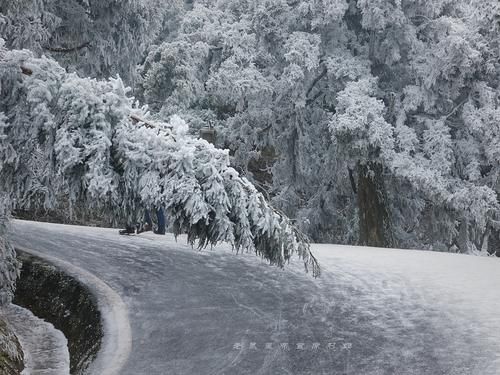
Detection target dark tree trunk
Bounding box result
[357,161,393,247]
[488,227,500,256]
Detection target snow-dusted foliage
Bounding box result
[138,0,500,253]
[138,0,359,244]
[0,0,183,81]
[0,195,18,305]
[0,44,318,302]
[0,40,19,305]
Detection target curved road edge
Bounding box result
[15,246,132,375]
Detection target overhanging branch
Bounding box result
[306,64,327,99]
[129,114,173,130]
[20,66,33,76]
[43,42,91,53]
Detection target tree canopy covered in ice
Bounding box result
[0,0,183,80]
[137,0,500,253]
[0,41,318,304]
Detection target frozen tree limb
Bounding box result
[20,66,32,76]
[0,48,320,305]
[44,41,91,53]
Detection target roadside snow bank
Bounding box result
[14,247,131,375]
[2,304,69,375]
[311,244,500,370]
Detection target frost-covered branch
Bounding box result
[0,196,18,305]
[44,41,91,53]
[0,45,319,303]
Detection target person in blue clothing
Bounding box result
[139,207,166,235]
[119,207,166,235]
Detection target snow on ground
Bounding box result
[1,303,69,375]
[8,219,500,375]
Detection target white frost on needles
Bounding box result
[0,43,318,303]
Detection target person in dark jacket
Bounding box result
[137,207,166,234]
[119,207,166,235]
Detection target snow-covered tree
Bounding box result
[2,0,500,305]
[0,194,18,305]
[0,0,183,81]
[138,0,358,244]
[137,0,500,253]
[0,42,319,304]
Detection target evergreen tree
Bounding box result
[0,42,319,304]
[0,0,183,81]
[138,0,500,252]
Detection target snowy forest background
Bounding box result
[1,0,500,301]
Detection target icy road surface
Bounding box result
[10,219,500,375]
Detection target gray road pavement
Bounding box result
[10,220,500,375]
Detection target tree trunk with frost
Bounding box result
[357,162,393,248]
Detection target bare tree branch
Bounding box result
[348,167,357,195]
[306,90,324,106]
[306,64,327,99]
[44,42,91,53]
[129,114,173,130]
[20,66,33,76]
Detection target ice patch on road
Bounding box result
[2,303,69,375]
